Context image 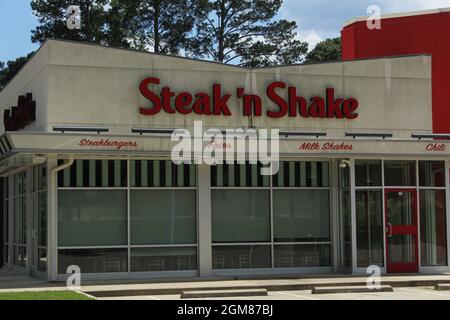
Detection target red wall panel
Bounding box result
[341,12,450,133]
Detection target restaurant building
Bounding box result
[1,8,450,281]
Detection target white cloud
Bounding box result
[297,30,323,52]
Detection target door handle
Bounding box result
[386,223,392,238]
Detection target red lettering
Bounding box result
[342,98,358,119]
[322,142,353,151]
[79,139,87,147]
[139,77,162,115]
[309,97,326,118]
[267,82,288,118]
[299,142,320,150]
[242,95,262,116]
[175,92,193,114]
[326,88,344,118]
[79,139,138,150]
[213,84,231,116]
[161,87,176,113]
[426,143,447,152]
[288,87,308,118]
[192,93,211,115]
[138,77,359,120]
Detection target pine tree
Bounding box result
[0,53,35,90]
[189,0,308,66]
[305,37,341,63]
[115,0,196,54]
[31,0,109,44]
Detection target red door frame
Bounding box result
[384,188,419,273]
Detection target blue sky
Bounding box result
[278,0,450,49]
[0,1,38,63]
[1,0,450,63]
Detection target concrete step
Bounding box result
[312,285,393,294]
[83,278,450,297]
[435,284,450,291]
[181,288,268,299]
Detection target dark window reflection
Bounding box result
[212,245,271,269]
[58,249,127,273]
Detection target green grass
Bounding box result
[0,291,94,300]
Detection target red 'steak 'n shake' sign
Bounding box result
[139,77,359,119]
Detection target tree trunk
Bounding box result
[217,0,226,62]
[86,0,92,42]
[154,0,160,53]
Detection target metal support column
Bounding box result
[197,164,212,277]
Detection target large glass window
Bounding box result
[34,164,47,272]
[1,178,7,266]
[212,190,270,243]
[272,161,331,267]
[211,161,331,270]
[355,160,382,186]
[211,163,269,187]
[211,162,272,269]
[356,190,384,267]
[384,161,416,186]
[131,160,195,187]
[58,160,127,187]
[212,245,271,269]
[58,159,197,274]
[58,248,127,273]
[419,161,445,187]
[420,190,447,266]
[130,190,196,245]
[274,244,331,268]
[354,160,448,270]
[273,190,330,242]
[58,190,127,247]
[130,160,197,273]
[12,171,27,268]
[418,161,447,267]
[130,247,197,272]
[273,161,329,187]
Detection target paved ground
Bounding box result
[99,287,450,300]
[0,269,63,290]
[2,266,450,300]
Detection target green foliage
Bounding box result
[27,0,309,68]
[0,52,35,91]
[31,0,196,53]
[113,0,196,53]
[305,37,341,63]
[103,0,137,48]
[0,291,94,300]
[189,0,308,66]
[31,0,109,44]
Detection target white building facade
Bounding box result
[0,40,449,281]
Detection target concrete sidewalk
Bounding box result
[83,274,450,297]
[1,267,450,297]
[0,268,66,292]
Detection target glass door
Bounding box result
[385,189,418,273]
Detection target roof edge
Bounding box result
[342,7,450,29]
[0,41,48,93]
